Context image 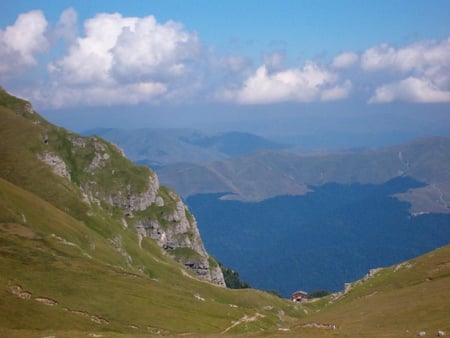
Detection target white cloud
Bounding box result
[225,55,252,73]
[361,39,450,73]
[55,7,78,44]
[0,10,48,77]
[369,77,450,103]
[3,9,449,108]
[362,38,450,103]
[331,52,359,69]
[44,12,200,107]
[221,62,350,104]
[263,51,285,72]
[321,80,352,101]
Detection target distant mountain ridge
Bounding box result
[158,137,450,214]
[84,128,288,168]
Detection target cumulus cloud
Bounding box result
[361,39,450,73]
[363,38,450,103]
[55,7,78,44]
[44,12,200,107]
[331,52,359,69]
[321,80,353,101]
[219,62,351,104]
[369,77,450,103]
[0,10,48,77]
[263,51,285,72]
[3,8,450,107]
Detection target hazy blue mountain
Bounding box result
[180,131,287,156]
[83,128,287,168]
[158,137,450,214]
[187,177,450,297]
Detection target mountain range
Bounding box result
[0,86,449,337]
[157,137,450,214]
[84,128,287,169]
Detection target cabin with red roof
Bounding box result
[291,290,308,302]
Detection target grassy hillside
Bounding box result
[0,177,307,337]
[295,244,450,337]
[2,172,450,336]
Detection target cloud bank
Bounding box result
[1,8,449,107]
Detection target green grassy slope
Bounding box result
[292,244,450,337]
[0,177,306,337]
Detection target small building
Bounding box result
[291,290,308,302]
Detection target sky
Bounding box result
[1,0,450,142]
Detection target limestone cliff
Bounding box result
[48,132,224,285]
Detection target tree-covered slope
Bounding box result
[187,178,450,296]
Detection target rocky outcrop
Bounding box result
[331,267,382,302]
[134,191,225,286]
[37,152,71,180]
[38,126,224,286]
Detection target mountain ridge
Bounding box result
[158,136,450,214]
[84,127,288,168]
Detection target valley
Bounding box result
[187,178,450,296]
[95,123,450,298]
[0,87,449,337]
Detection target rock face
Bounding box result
[37,152,71,180]
[37,127,225,286]
[133,190,225,286]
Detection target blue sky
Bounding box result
[1,1,450,139]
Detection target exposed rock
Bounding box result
[394,261,413,272]
[35,114,223,287]
[331,267,382,301]
[133,194,225,286]
[87,152,110,173]
[35,297,58,306]
[194,293,205,301]
[37,152,71,180]
[110,142,125,157]
[90,315,109,324]
[70,136,87,148]
[9,284,32,300]
[109,235,133,266]
[127,174,159,211]
[302,322,336,330]
[103,174,160,214]
[24,103,34,114]
[155,196,164,207]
